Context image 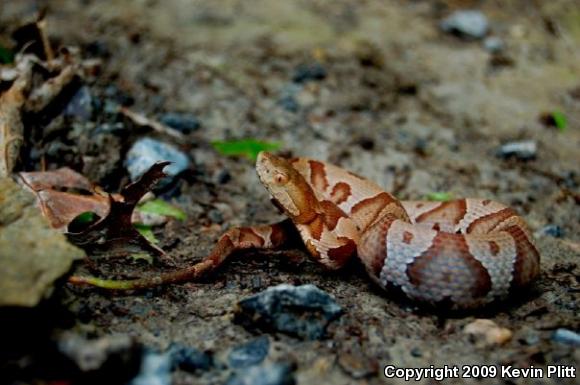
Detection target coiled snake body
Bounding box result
[74,152,541,308]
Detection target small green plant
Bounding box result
[551,111,567,132]
[212,139,281,161]
[425,192,453,202]
[137,199,186,221]
[134,223,158,244]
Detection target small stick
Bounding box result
[36,10,54,64]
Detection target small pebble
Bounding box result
[464,319,513,346]
[228,336,270,369]
[125,137,190,183]
[65,86,93,121]
[410,347,422,357]
[85,40,111,58]
[523,333,540,346]
[251,275,264,290]
[278,83,301,113]
[440,10,489,40]
[234,284,342,340]
[159,112,200,134]
[496,140,537,161]
[216,169,232,184]
[536,224,564,238]
[58,333,138,372]
[226,363,295,385]
[128,349,171,385]
[208,208,224,224]
[103,99,121,115]
[483,36,504,53]
[552,328,580,347]
[357,136,375,151]
[104,84,134,106]
[292,63,327,83]
[278,94,300,113]
[169,344,213,372]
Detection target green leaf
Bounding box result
[425,192,453,202]
[137,199,186,221]
[0,45,14,64]
[134,224,159,244]
[73,211,97,224]
[211,139,281,161]
[68,211,99,233]
[552,111,567,131]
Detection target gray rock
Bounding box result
[226,363,295,385]
[0,178,84,307]
[129,349,172,385]
[234,284,342,340]
[125,137,190,182]
[552,328,580,347]
[228,336,270,368]
[159,112,200,134]
[441,10,489,40]
[169,344,213,372]
[496,140,537,161]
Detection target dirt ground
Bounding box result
[1,0,579,384]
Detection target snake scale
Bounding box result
[72,151,541,308]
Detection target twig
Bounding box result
[36,10,54,64]
[120,107,185,140]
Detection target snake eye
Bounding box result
[274,172,289,185]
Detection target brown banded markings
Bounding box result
[415,199,467,233]
[504,225,541,291]
[406,232,493,300]
[351,192,404,232]
[308,160,329,193]
[330,182,351,205]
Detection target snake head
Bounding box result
[256,152,317,223]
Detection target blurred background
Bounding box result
[1,1,579,385]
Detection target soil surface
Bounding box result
[1,1,579,384]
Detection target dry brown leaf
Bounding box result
[18,167,108,229]
[19,167,94,191]
[0,57,33,177]
[66,162,170,257]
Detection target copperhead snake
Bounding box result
[72,152,541,308]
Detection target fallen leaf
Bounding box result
[137,199,186,221]
[211,139,281,161]
[19,167,109,230]
[425,192,453,202]
[19,167,94,191]
[0,56,32,177]
[552,110,567,131]
[66,162,170,257]
[134,224,159,244]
